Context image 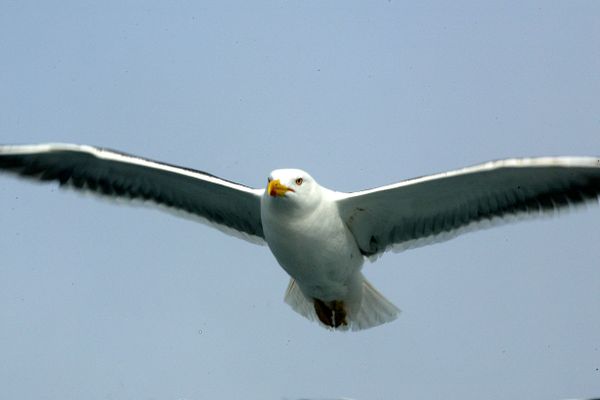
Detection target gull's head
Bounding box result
[265,169,321,209]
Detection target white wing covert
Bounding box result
[335,157,600,257]
[0,143,264,241]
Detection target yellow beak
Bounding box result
[268,179,294,197]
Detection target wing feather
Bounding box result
[335,157,600,257]
[0,143,265,242]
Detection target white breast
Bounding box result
[261,190,364,301]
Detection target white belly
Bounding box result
[261,199,364,301]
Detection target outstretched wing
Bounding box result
[0,143,265,242]
[335,157,600,257]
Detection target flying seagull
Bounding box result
[1,143,599,330]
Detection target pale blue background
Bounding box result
[1,2,599,399]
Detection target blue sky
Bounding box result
[1,2,599,399]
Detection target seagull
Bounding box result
[1,143,599,330]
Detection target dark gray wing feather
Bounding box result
[0,143,264,241]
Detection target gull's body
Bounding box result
[260,171,379,328]
[1,143,599,330]
[262,179,362,301]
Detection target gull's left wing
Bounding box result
[335,157,600,257]
[0,143,265,243]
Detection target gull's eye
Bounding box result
[268,177,273,183]
[295,177,303,186]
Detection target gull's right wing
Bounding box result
[0,143,265,243]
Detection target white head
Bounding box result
[264,168,322,213]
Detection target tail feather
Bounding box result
[284,279,317,322]
[352,278,400,331]
[283,276,400,331]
